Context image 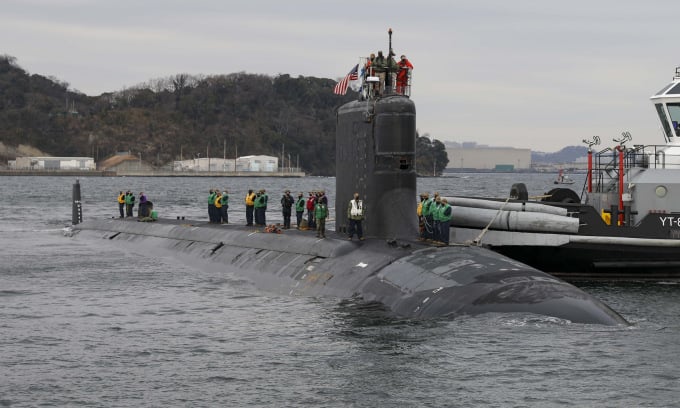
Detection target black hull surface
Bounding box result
[494,243,680,281]
[71,218,627,325]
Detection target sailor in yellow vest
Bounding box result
[117,191,125,218]
[214,190,223,224]
[245,189,256,226]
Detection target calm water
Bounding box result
[1,174,679,407]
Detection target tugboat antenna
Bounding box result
[582,135,601,148]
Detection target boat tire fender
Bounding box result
[509,183,529,201]
[543,188,580,203]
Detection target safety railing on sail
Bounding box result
[360,57,413,100]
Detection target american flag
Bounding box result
[333,64,359,95]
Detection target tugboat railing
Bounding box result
[591,144,680,194]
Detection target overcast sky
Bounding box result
[3,0,679,152]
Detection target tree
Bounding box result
[415,133,449,176]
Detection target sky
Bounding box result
[2,0,679,152]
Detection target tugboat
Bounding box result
[448,67,680,281]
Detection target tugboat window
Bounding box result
[655,103,673,139]
[667,103,680,136]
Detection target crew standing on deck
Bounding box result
[315,196,328,238]
[220,189,229,224]
[125,191,135,217]
[117,191,125,218]
[347,192,364,241]
[254,190,267,226]
[208,189,217,223]
[214,190,222,223]
[245,189,256,226]
[432,194,442,242]
[437,198,452,245]
[306,192,317,230]
[139,192,148,218]
[295,192,306,229]
[281,190,294,229]
[420,193,433,240]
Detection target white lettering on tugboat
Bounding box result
[659,216,680,227]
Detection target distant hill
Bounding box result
[531,146,587,163]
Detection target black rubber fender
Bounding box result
[543,188,580,203]
[509,183,528,201]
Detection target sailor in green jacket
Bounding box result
[254,190,267,226]
[295,192,306,229]
[436,198,452,245]
[314,198,328,238]
[421,193,434,240]
[125,191,135,218]
[208,189,217,223]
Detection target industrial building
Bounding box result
[445,146,531,170]
[173,155,279,172]
[9,156,95,170]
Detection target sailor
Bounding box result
[117,191,125,218]
[306,192,317,230]
[396,54,413,95]
[417,193,426,239]
[347,192,364,241]
[373,51,387,95]
[254,190,267,226]
[295,192,306,229]
[421,193,433,240]
[214,190,222,223]
[281,190,294,229]
[431,194,442,242]
[314,197,329,238]
[437,198,452,245]
[220,189,229,224]
[245,189,256,226]
[138,192,148,218]
[125,191,135,218]
[208,189,217,223]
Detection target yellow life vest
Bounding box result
[245,192,256,206]
[214,194,222,208]
[118,193,125,204]
[417,202,423,216]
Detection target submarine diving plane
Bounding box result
[69,31,627,325]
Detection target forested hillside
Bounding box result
[0,55,353,175]
[0,55,447,175]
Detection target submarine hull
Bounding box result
[72,218,627,325]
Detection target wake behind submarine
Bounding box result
[70,34,627,325]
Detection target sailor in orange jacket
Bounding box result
[396,55,413,95]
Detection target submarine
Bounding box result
[70,34,627,325]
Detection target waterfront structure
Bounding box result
[9,156,95,170]
[445,145,531,170]
[173,155,279,172]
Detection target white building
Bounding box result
[11,156,95,170]
[445,147,531,170]
[173,155,279,172]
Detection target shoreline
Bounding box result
[0,170,307,177]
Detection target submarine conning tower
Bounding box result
[335,95,417,240]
